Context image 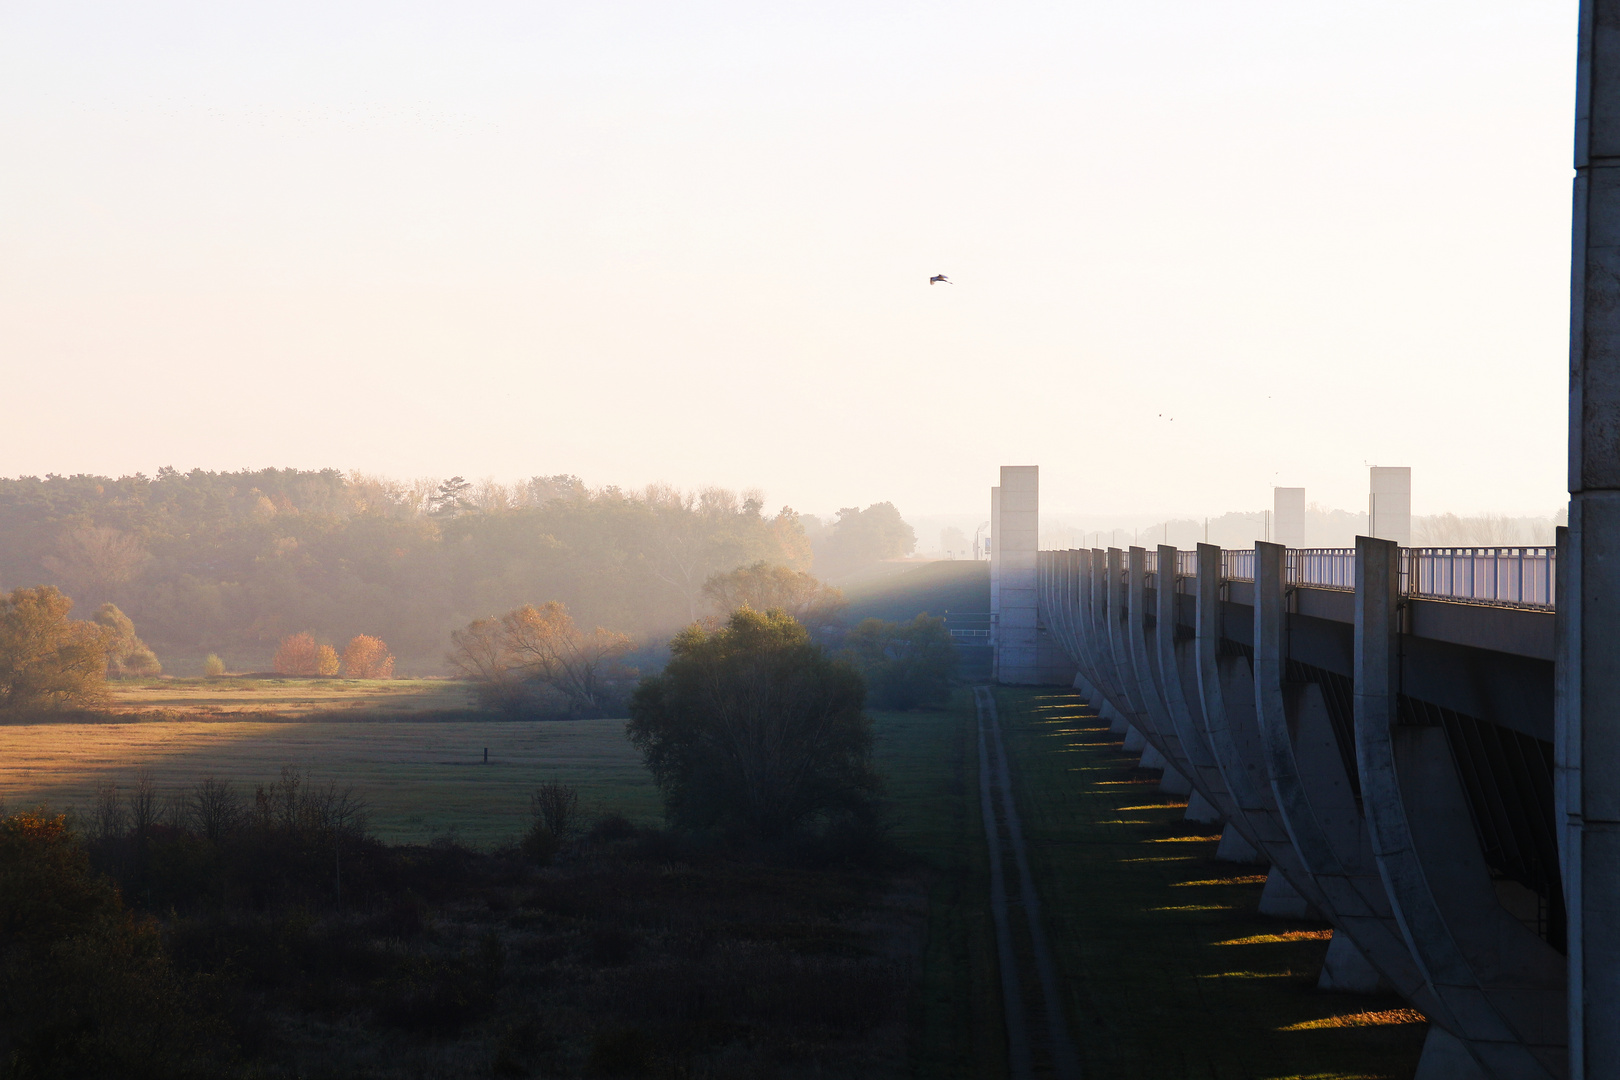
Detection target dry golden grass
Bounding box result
[90,675,477,720]
[1279,1009,1427,1031]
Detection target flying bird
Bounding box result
[930,274,951,285]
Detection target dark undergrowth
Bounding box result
[0,807,919,1079]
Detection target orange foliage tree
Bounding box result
[341,635,394,679]
[274,632,318,676]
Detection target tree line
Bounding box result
[0,469,917,672]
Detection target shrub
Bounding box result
[93,603,162,677]
[315,643,340,677]
[341,635,394,679]
[840,614,955,710]
[520,823,560,866]
[531,781,580,838]
[0,810,225,1077]
[202,654,227,677]
[627,608,879,839]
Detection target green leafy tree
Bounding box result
[841,614,955,710]
[627,608,879,838]
[0,586,110,714]
[92,603,161,677]
[814,502,917,577]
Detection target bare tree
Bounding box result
[186,776,244,841]
[94,780,126,841]
[40,526,149,609]
[501,602,633,715]
[127,768,160,840]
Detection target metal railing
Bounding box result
[1222,549,1255,582]
[1290,548,1356,591]
[1042,545,1558,610]
[1404,547,1555,609]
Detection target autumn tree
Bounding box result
[341,634,394,679]
[92,603,161,677]
[702,562,847,629]
[449,603,634,717]
[273,632,338,676]
[447,616,528,712]
[627,608,879,838]
[0,586,110,713]
[502,602,633,714]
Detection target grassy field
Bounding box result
[872,691,1007,1078]
[0,679,1431,1077]
[989,687,1427,1080]
[0,717,658,846]
[92,675,480,721]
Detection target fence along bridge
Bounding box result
[988,471,1566,1079]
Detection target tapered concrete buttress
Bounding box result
[1355,538,1566,1078]
[1122,548,1180,758]
[1248,543,1458,1035]
[1189,544,1330,919]
[1069,551,1121,723]
[1089,549,1132,734]
[1318,932,1389,993]
[1215,824,1264,865]
[1258,873,1316,919]
[1124,547,1200,798]
[1184,791,1222,824]
[1564,8,1620,1072]
[1153,544,1238,828]
[1105,548,1155,737]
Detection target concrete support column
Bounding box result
[1274,487,1305,549]
[1565,4,1620,1072]
[995,466,1040,685]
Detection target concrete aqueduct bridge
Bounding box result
[988,466,1568,1079]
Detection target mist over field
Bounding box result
[0,468,926,674]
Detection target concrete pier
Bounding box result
[1565,3,1620,1073]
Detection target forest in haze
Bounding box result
[0,469,920,674]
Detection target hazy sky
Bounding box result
[0,2,1578,520]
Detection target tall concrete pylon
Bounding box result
[1564,3,1620,1074]
[1274,487,1305,548]
[992,467,1042,685]
[1368,467,1411,546]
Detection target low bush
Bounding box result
[841,614,955,710]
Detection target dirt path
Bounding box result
[975,685,1082,1079]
